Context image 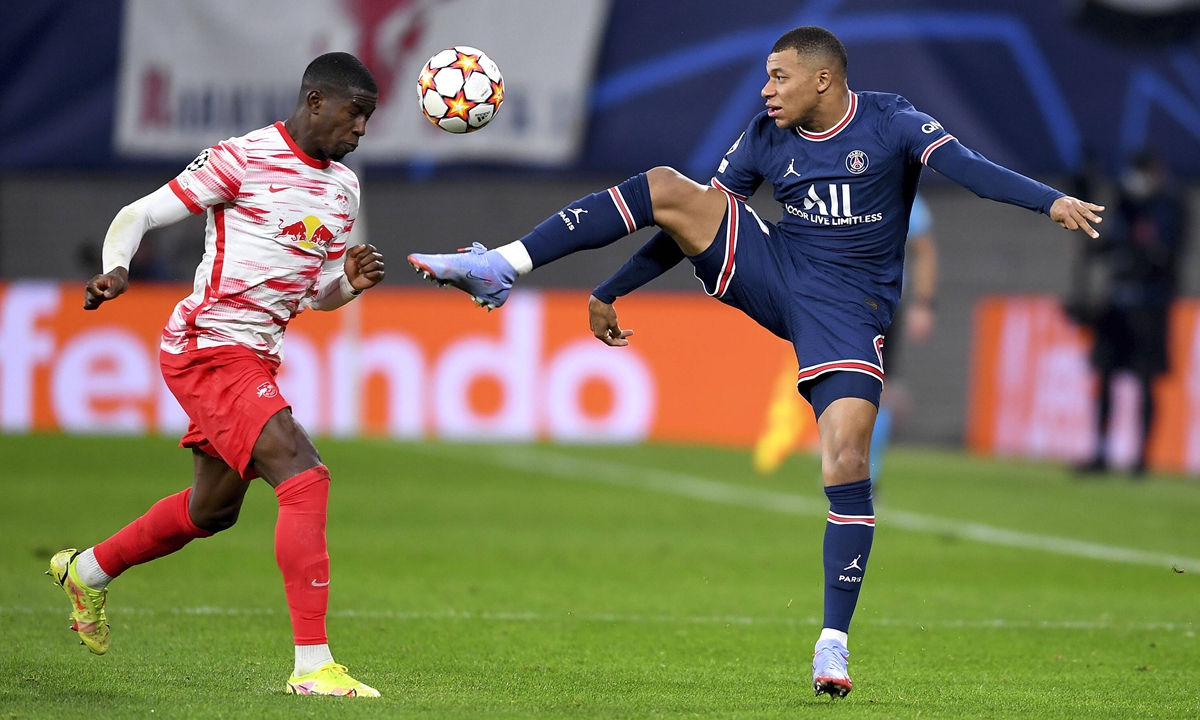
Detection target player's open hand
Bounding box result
[1050,196,1104,239]
[345,244,385,291]
[589,295,634,347]
[83,267,130,310]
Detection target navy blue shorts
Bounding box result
[689,192,889,417]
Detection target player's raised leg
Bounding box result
[250,409,379,698]
[407,166,727,308]
[809,390,878,698]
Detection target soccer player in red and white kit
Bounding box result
[48,53,386,698]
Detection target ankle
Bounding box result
[74,547,114,590]
[818,628,849,647]
[294,644,335,676]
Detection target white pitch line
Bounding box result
[1,605,1194,632]
[440,446,1200,573]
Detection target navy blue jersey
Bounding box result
[595,91,1062,315]
[712,91,1035,312]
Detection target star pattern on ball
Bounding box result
[443,91,472,121]
[418,68,436,93]
[489,81,504,106]
[451,51,482,76]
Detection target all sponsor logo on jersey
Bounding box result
[785,184,884,226]
[845,150,869,174]
[256,381,278,398]
[274,215,337,250]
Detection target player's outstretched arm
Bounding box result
[586,229,687,346]
[589,295,634,347]
[592,230,686,305]
[84,184,193,310]
[1049,196,1105,239]
[924,140,1104,237]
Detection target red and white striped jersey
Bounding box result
[162,122,359,358]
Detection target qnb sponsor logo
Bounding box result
[0,284,655,444]
[922,120,944,134]
[785,184,883,227]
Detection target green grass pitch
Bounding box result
[2,434,1198,719]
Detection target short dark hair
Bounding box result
[301,52,378,97]
[772,26,848,74]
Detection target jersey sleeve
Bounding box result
[167,140,249,214]
[710,120,765,200]
[889,98,956,167]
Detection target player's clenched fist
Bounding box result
[589,295,634,347]
[345,244,385,291]
[83,267,130,310]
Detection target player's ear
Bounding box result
[815,68,832,93]
[306,89,324,114]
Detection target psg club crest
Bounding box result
[845,150,869,175]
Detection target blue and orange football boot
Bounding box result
[812,638,852,698]
[407,242,517,310]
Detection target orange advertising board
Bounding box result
[968,295,1200,474]
[0,282,807,448]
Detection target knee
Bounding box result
[189,502,241,533]
[823,442,871,485]
[253,413,322,483]
[645,166,695,209]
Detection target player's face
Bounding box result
[761,49,822,129]
[314,90,378,161]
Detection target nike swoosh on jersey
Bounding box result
[269,185,287,193]
[311,579,330,587]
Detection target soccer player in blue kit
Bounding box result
[409,26,1104,698]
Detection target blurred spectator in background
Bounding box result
[870,193,938,480]
[1077,150,1189,476]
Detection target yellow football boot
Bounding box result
[286,663,380,697]
[47,549,110,655]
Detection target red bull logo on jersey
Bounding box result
[274,215,337,250]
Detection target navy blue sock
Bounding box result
[519,173,654,268]
[822,478,874,633]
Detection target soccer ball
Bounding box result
[417,46,504,134]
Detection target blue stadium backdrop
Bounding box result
[3,0,1200,177]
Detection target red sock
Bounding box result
[274,465,331,646]
[93,488,214,578]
